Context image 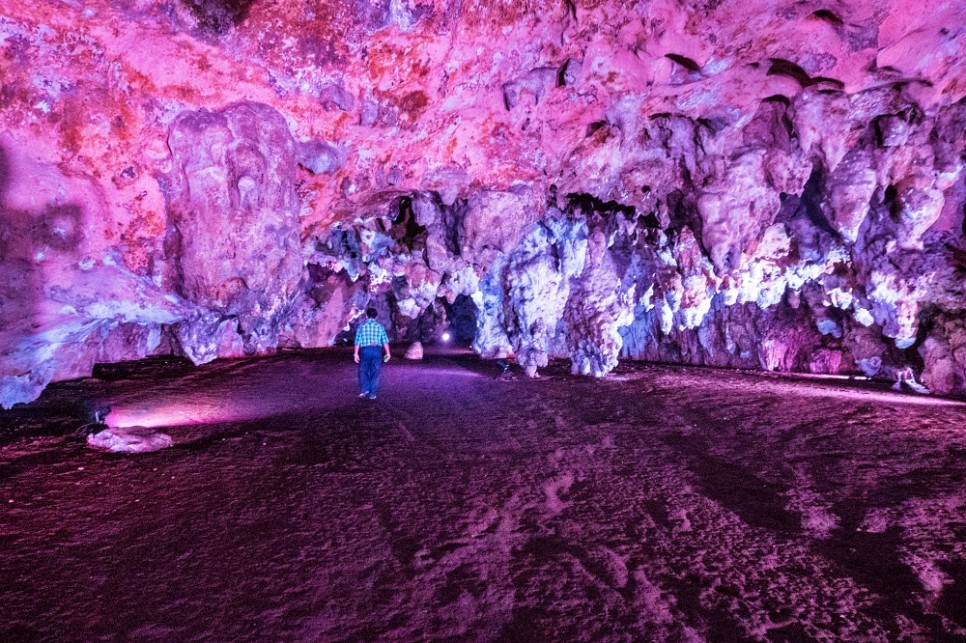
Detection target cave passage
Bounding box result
[1,351,965,641]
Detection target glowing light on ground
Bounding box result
[106,387,303,429]
[807,389,966,408]
[106,402,253,429]
[773,381,966,409]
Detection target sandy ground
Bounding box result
[1,348,965,642]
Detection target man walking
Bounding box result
[354,308,391,400]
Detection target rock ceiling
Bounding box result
[0,0,964,406]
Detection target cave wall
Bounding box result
[0,0,964,406]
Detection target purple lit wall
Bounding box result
[0,0,964,407]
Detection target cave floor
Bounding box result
[1,349,966,642]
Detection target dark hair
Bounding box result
[366,308,378,318]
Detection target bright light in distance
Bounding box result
[442,332,452,342]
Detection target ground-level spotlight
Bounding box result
[442,332,452,342]
[74,400,111,437]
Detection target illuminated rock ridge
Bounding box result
[0,0,963,406]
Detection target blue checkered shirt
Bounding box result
[355,318,389,346]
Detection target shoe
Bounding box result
[358,392,369,398]
[368,394,377,400]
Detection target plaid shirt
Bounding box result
[355,318,389,346]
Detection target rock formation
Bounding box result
[86,425,174,453]
[0,0,964,406]
[166,102,303,362]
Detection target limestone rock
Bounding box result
[166,102,303,357]
[404,341,424,360]
[87,426,174,453]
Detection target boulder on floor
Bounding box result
[404,341,424,360]
[87,426,173,453]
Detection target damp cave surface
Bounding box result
[1,349,966,641]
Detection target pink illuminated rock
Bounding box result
[823,150,878,243]
[166,102,303,359]
[87,426,174,453]
[0,145,189,408]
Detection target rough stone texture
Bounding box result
[166,102,303,361]
[0,0,964,405]
[86,425,174,453]
[0,143,187,408]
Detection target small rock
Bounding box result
[404,341,424,360]
[86,426,173,453]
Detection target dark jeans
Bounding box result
[358,346,383,395]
